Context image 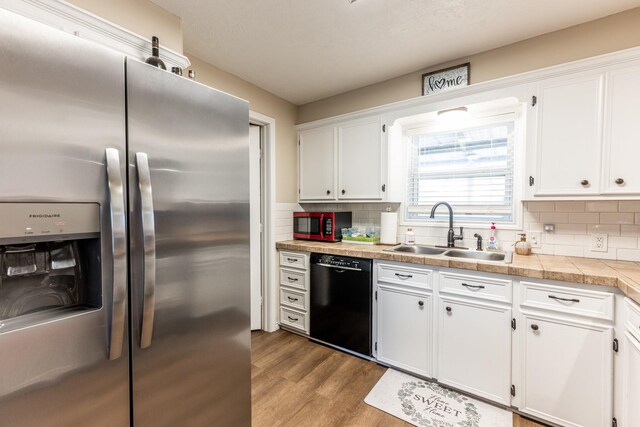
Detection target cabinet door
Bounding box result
[520,316,612,427]
[299,127,336,200]
[377,285,432,377]
[534,74,603,196]
[338,118,383,199]
[437,297,512,405]
[603,64,640,194]
[623,332,640,427]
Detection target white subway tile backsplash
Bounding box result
[526,201,556,212]
[298,200,639,261]
[554,245,585,257]
[556,224,588,235]
[621,225,640,237]
[609,236,638,249]
[539,212,569,223]
[617,248,640,262]
[600,212,635,225]
[588,224,621,235]
[567,212,599,224]
[619,201,640,212]
[555,201,586,212]
[586,201,618,212]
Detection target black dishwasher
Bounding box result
[310,253,372,357]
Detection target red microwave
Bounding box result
[293,212,352,242]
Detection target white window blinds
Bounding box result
[406,118,515,223]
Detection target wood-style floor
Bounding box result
[251,329,548,427]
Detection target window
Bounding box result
[405,115,517,224]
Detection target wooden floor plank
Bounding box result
[251,329,548,427]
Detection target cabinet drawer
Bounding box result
[280,306,308,333]
[280,287,307,311]
[377,263,432,290]
[279,251,308,270]
[625,298,640,342]
[520,281,614,321]
[440,272,512,303]
[280,268,307,291]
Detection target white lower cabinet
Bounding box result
[375,262,433,377]
[622,298,640,427]
[437,296,512,405]
[517,282,614,427]
[377,285,432,377]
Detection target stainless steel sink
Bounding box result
[444,250,511,262]
[384,244,448,255]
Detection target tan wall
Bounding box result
[186,55,299,202]
[67,0,183,53]
[298,7,640,124]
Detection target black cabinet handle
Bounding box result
[287,258,298,263]
[580,179,589,186]
[395,273,413,279]
[418,301,424,307]
[287,277,298,282]
[287,296,299,302]
[462,283,485,290]
[531,324,539,331]
[615,178,624,185]
[341,189,346,195]
[326,190,331,195]
[287,316,298,322]
[548,295,579,303]
[445,306,452,313]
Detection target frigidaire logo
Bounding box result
[29,214,61,218]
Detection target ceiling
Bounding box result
[151,0,640,105]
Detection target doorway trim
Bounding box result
[249,110,278,332]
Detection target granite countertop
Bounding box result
[276,240,640,305]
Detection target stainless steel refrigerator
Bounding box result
[0,9,251,427]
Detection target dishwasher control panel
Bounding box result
[311,254,371,272]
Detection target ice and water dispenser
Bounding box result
[0,203,102,324]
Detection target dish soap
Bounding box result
[514,233,532,255]
[486,222,499,251]
[405,228,415,245]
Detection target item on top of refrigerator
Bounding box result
[144,36,166,70]
[486,222,499,251]
[341,226,380,244]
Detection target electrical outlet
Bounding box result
[529,232,541,248]
[590,233,608,252]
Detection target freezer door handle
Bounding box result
[105,148,127,360]
[136,152,156,349]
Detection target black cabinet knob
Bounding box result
[615,178,624,185]
[341,189,346,195]
[326,190,331,195]
[580,180,589,186]
[418,301,424,307]
[531,324,539,331]
[445,306,452,313]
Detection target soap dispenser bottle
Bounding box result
[405,228,415,245]
[486,222,499,251]
[514,233,532,255]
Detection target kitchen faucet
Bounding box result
[429,201,463,248]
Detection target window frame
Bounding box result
[399,102,526,231]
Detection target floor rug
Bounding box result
[365,369,513,427]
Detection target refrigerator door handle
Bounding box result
[136,152,156,349]
[105,148,127,361]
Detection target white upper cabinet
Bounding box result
[298,116,386,202]
[338,118,383,200]
[529,61,640,198]
[533,73,603,196]
[603,63,640,194]
[298,126,336,200]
